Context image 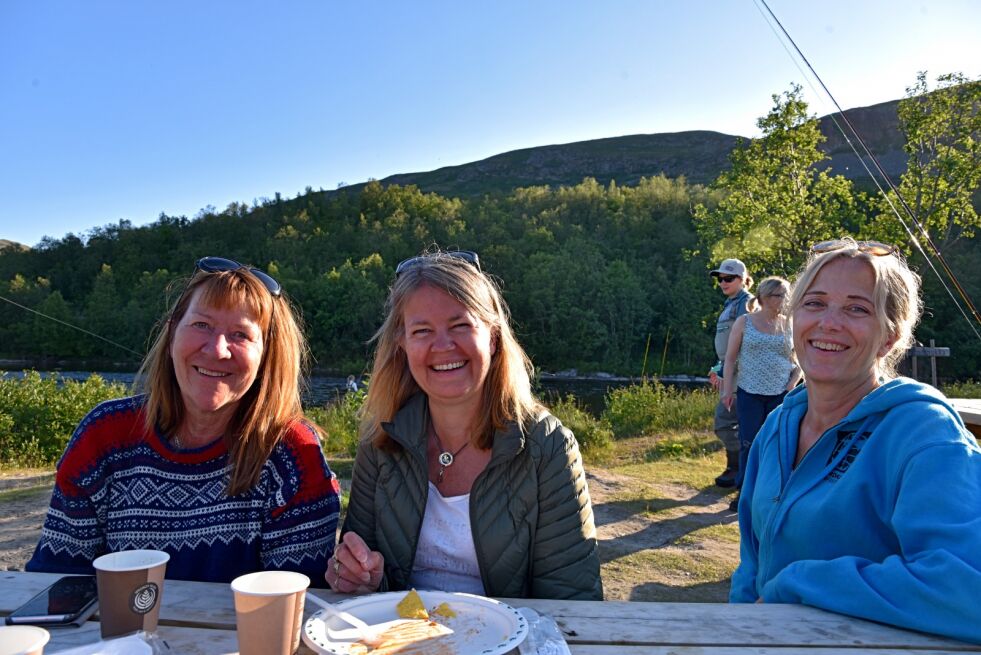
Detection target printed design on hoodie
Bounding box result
[825,429,871,481]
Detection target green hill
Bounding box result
[337,98,903,198]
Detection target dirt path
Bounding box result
[0,471,738,601]
[0,485,51,571]
[586,468,737,602]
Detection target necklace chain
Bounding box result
[431,428,469,485]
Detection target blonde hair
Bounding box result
[362,251,542,451]
[137,267,311,495]
[748,276,790,312]
[789,238,922,379]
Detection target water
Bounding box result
[0,369,352,407]
[1,369,705,415]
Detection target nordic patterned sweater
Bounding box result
[26,395,341,585]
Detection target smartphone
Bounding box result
[5,575,99,626]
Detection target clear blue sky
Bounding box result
[2,0,977,247]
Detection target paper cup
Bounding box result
[92,549,170,639]
[231,571,310,655]
[0,625,50,655]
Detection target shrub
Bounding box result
[548,394,613,460]
[602,381,715,439]
[0,371,130,468]
[943,380,981,399]
[307,388,365,458]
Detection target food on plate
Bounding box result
[354,619,452,654]
[395,589,429,620]
[430,602,456,619]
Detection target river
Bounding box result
[1,369,705,416]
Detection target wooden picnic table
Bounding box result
[2,570,979,654]
[950,397,981,440]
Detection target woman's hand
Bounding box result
[325,531,384,593]
[708,369,722,390]
[722,390,735,411]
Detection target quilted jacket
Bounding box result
[342,393,603,600]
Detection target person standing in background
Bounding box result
[708,258,753,489]
[721,276,802,510]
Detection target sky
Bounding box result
[1,1,978,247]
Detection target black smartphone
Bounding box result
[5,575,99,626]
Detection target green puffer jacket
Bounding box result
[342,393,603,600]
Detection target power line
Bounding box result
[0,293,144,357]
[753,0,981,343]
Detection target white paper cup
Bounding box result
[0,625,50,655]
[93,549,170,638]
[231,571,310,655]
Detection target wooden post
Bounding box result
[907,344,950,389]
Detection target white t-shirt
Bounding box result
[409,482,485,594]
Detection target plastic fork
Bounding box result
[305,592,399,646]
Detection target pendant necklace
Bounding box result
[431,428,470,485]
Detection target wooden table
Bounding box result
[2,571,978,654]
[950,398,981,440]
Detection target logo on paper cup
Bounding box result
[130,583,159,614]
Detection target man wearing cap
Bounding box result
[708,258,753,490]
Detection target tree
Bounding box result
[874,72,980,251]
[692,84,864,275]
[82,264,125,357]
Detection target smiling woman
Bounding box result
[327,249,602,601]
[730,239,981,644]
[26,258,342,585]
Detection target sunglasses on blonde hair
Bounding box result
[395,250,482,277]
[810,240,898,257]
[193,257,282,297]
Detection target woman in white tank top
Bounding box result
[722,277,802,508]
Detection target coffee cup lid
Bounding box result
[0,625,51,654]
[93,549,170,572]
[231,571,310,596]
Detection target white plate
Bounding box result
[302,590,528,655]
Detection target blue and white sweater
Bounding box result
[730,378,981,644]
[27,396,340,585]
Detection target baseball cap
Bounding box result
[710,258,747,278]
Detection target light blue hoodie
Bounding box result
[730,377,981,644]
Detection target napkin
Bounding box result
[517,607,572,655]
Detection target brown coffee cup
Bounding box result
[92,549,170,639]
[230,571,310,655]
[0,625,50,655]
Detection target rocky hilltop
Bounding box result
[347,98,905,197]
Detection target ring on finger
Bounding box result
[333,558,340,573]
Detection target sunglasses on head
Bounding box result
[395,250,481,278]
[810,240,897,257]
[716,275,740,283]
[195,256,282,297]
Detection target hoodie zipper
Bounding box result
[758,408,845,584]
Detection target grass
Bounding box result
[0,466,52,477]
[0,485,52,502]
[677,523,742,546]
[585,426,740,601]
[621,548,735,583]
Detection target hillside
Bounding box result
[338,98,904,197]
[0,239,28,252]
